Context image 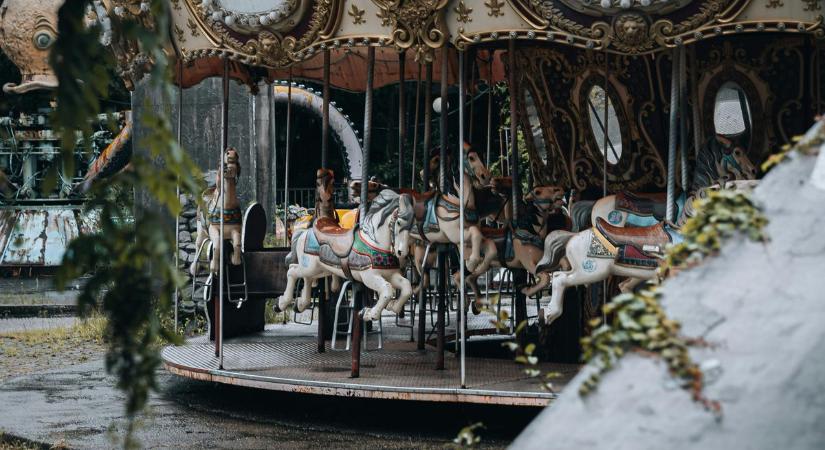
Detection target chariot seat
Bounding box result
[595,217,671,251]
[314,217,354,257]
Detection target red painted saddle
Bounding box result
[615,191,668,219]
[595,217,671,251]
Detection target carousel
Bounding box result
[86,0,822,406]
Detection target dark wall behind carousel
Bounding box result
[516,33,823,198]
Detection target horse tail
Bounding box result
[535,230,575,273]
[284,229,305,265]
[571,200,595,232]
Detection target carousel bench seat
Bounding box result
[595,217,671,252]
[314,217,354,257]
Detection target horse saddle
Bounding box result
[411,189,438,223]
[595,217,671,255]
[615,191,668,219]
[482,227,515,263]
[313,217,355,258]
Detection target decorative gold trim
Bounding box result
[370,0,449,62]
[186,17,200,37]
[349,4,366,25]
[804,0,822,11]
[485,0,505,18]
[174,24,185,43]
[455,1,473,24]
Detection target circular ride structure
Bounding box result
[93,0,823,407]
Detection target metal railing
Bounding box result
[275,186,350,209]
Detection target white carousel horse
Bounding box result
[534,217,681,326]
[456,184,568,311]
[584,134,758,230]
[190,147,242,275]
[277,189,415,322]
[408,146,492,296]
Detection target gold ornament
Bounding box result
[371,0,450,62]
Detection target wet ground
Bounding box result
[0,316,535,448]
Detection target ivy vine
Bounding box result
[579,188,769,417]
[49,0,202,445]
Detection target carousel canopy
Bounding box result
[94,0,821,91]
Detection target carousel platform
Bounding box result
[162,304,580,407]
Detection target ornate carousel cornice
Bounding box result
[97,0,825,79]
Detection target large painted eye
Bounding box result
[34,31,55,50]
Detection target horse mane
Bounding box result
[692,136,724,191]
[363,189,400,238]
[570,201,595,232]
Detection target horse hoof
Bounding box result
[359,307,371,322]
[471,301,481,316]
[272,303,282,313]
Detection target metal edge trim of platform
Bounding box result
[163,361,556,407]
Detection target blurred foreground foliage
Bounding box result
[48,0,202,445]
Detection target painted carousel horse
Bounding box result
[534,217,681,325]
[458,184,568,311]
[586,134,757,230]
[409,146,492,295]
[190,148,242,275]
[277,189,415,322]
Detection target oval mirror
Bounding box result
[586,85,622,165]
[713,82,751,136]
[523,90,548,163]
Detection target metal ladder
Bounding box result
[331,280,383,351]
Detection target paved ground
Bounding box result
[0,315,533,449]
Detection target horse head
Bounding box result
[316,168,335,203]
[718,144,757,181]
[219,147,241,186]
[349,178,387,203]
[525,185,566,214]
[463,146,492,188]
[394,193,415,260]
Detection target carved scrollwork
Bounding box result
[183,0,344,68]
[371,0,449,62]
[504,0,749,54]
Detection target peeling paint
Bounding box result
[0,209,81,266]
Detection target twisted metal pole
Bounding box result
[458,49,467,388]
[679,47,689,192]
[398,52,406,188]
[360,46,375,222]
[411,63,422,188]
[666,48,681,223]
[218,56,229,368]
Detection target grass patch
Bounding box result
[265,299,290,325]
[0,315,106,347]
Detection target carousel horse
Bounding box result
[534,217,681,326]
[190,148,242,275]
[277,189,415,322]
[409,146,492,296]
[586,134,757,230]
[457,183,568,312]
[530,135,757,325]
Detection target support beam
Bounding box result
[508,39,521,223]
